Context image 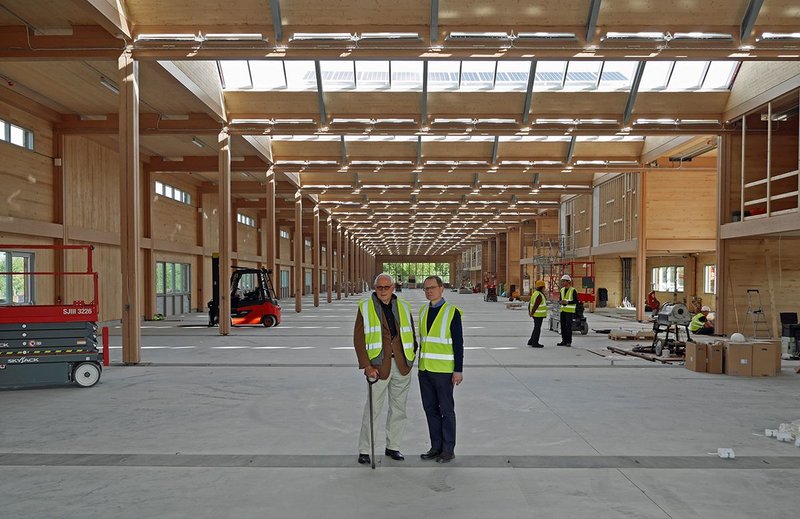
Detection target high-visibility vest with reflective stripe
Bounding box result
[689,312,706,332]
[418,302,460,373]
[560,286,577,313]
[359,297,415,363]
[529,290,548,318]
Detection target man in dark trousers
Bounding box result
[557,274,578,347]
[528,279,547,347]
[417,275,464,463]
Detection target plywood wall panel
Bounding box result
[594,257,623,308]
[64,136,120,233]
[0,100,54,222]
[646,169,717,240]
[720,237,800,337]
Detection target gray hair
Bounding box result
[373,272,395,286]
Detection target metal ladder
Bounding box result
[745,289,772,339]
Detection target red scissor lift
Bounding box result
[546,260,595,336]
[0,244,104,389]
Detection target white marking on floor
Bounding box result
[211,346,249,349]
[172,346,196,349]
[491,347,519,350]
[467,326,485,329]
[252,346,287,349]
[464,347,485,350]
[291,346,315,349]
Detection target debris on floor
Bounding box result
[764,420,800,446]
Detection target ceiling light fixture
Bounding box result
[99,77,119,95]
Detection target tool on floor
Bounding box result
[367,375,378,469]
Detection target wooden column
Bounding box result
[336,225,343,300]
[355,240,361,293]
[326,215,333,303]
[143,164,155,319]
[343,230,349,298]
[265,170,276,290]
[196,192,206,312]
[218,130,232,335]
[636,171,647,322]
[294,191,303,312]
[119,49,142,364]
[312,204,320,307]
[53,130,65,304]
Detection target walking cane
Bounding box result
[367,375,378,469]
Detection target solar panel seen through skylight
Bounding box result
[219,60,738,93]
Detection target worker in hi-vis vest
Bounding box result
[528,279,548,348]
[558,274,579,347]
[689,305,715,335]
[353,273,418,466]
[418,275,464,464]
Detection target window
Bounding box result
[279,230,290,239]
[0,251,34,304]
[0,119,34,150]
[156,262,190,295]
[237,213,256,227]
[155,180,191,205]
[304,239,312,247]
[651,266,685,292]
[704,265,716,294]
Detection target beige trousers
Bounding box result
[358,360,411,454]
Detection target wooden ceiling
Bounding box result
[1,0,786,255]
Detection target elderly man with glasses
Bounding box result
[353,272,418,465]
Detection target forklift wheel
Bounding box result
[262,315,277,328]
[73,362,101,388]
[580,322,589,335]
[654,339,665,357]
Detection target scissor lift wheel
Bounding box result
[73,362,101,387]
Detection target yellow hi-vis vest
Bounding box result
[560,286,577,313]
[529,290,548,318]
[359,296,415,364]
[689,312,706,332]
[418,302,459,373]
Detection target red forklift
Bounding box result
[207,256,281,328]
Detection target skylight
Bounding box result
[219,60,738,93]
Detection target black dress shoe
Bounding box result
[532,343,544,348]
[384,449,404,461]
[420,448,441,460]
[527,340,534,346]
[357,454,370,465]
[556,342,567,346]
[436,452,455,463]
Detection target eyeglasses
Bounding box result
[375,285,393,290]
[423,286,440,291]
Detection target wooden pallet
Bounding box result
[606,345,684,364]
[608,330,655,341]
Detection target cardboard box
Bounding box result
[685,342,707,372]
[707,341,723,374]
[725,343,753,377]
[752,342,779,377]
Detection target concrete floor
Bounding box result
[1,289,798,518]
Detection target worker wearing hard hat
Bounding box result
[689,305,715,335]
[558,274,579,347]
[527,280,547,348]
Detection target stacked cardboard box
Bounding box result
[685,340,780,377]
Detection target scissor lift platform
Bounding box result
[0,245,103,390]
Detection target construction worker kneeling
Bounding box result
[689,305,715,335]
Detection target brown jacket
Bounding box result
[353,294,418,379]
